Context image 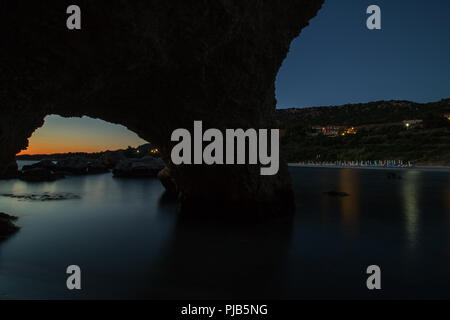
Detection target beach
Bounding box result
[289,163,450,171]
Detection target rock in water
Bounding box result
[19,158,108,180]
[387,173,402,180]
[56,158,90,175]
[98,151,128,169]
[0,212,20,240]
[0,161,19,179]
[0,212,18,220]
[114,157,165,178]
[87,160,110,174]
[27,158,110,176]
[323,191,350,197]
[158,166,178,195]
[22,159,57,171]
[1,193,80,201]
[20,160,66,181]
[20,167,65,182]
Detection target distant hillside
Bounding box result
[16,143,159,161]
[275,98,450,127]
[276,99,450,165]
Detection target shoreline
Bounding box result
[288,163,450,171]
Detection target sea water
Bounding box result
[0,161,449,299]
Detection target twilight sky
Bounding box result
[276,0,450,107]
[20,0,450,155]
[19,116,147,155]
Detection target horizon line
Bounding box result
[276,97,450,110]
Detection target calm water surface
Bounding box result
[0,161,449,299]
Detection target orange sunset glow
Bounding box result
[18,115,147,155]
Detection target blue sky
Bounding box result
[276,0,450,108]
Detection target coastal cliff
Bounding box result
[0,1,324,217]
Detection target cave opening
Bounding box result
[12,114,168,183]
[18,115,148,157]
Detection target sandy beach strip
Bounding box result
[288,163,450,171]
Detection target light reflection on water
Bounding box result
[401,170,421,251]
[0,162,449,299]
[445,184,450,217]
[339,169,359,231]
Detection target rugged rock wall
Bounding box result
[0,0,324,217]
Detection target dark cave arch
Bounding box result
[0,0,324,217]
